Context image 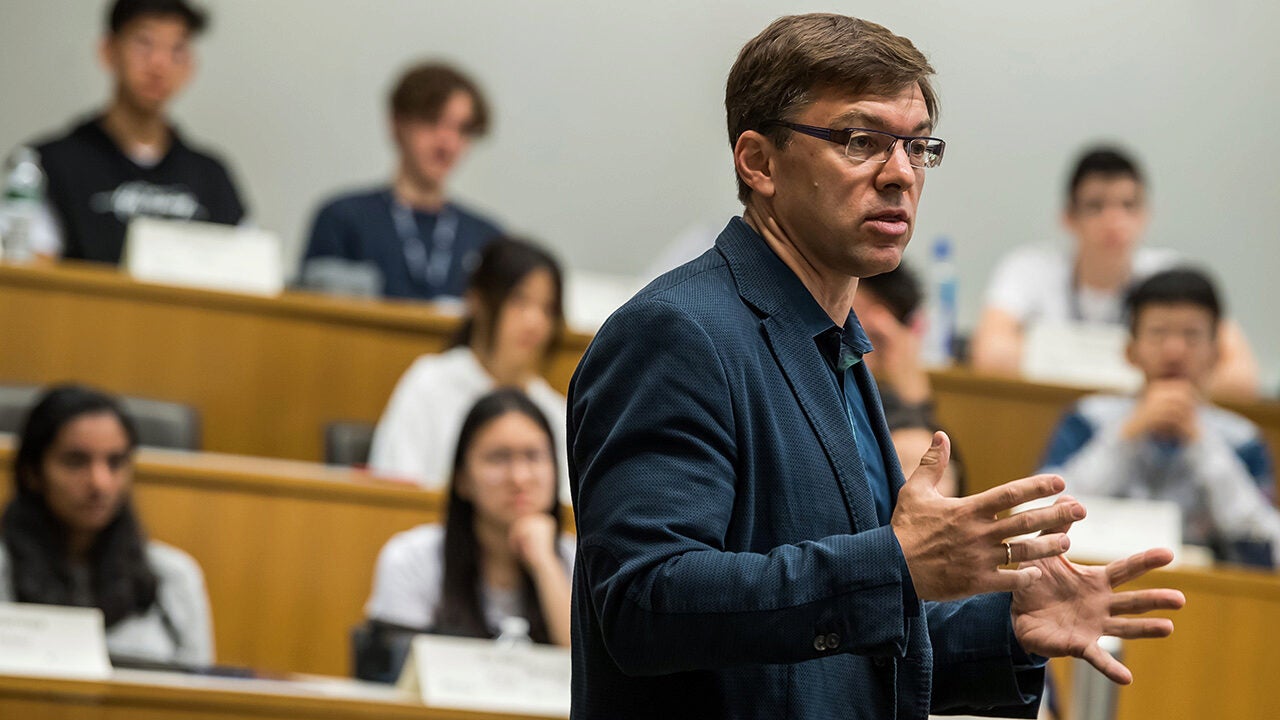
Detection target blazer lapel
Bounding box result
[713,218,882,533]
[760,317,881,533]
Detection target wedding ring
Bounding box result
[1003,542,1013,566]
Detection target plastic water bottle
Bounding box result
[923,236,958,366]
[0,146,46,263]
[495,616,532,649]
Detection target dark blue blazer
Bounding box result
[568,218,1043,719]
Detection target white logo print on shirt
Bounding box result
[91,181,205,222]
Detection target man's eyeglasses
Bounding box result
[763,121,946,169]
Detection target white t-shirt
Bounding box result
[0,540,213,666]
[364,524,576,632]
[368,347,570,498]
[985,244,1182,326]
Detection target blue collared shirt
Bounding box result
[817,321,894,526]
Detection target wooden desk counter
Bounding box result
[0,261,591,462]
[0,670,562,720]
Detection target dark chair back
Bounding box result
[325,421,376,466]
[0,383,200,450]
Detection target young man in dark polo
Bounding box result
[32,0,247,264]
[300,62,502,301]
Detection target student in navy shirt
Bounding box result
[31,0,247,265]
[301,62,502,301]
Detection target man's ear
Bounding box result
[388,116,406,150]
[463,289,481,319]
[1125,337,1139,368]
[1208,325,1223,370]
[734,130,777,199]
[1061,206,1079,237]
[98,36,116,74]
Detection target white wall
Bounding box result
[2,0,1277,389]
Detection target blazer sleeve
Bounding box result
[927,594,1044,717]
[571,298,917,677]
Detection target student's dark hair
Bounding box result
[451,237,564,361]
[726,14,938,203]
[859,264,923,325]
[390,61,490,137]
[1,384,157,628]
[1066,146,1144,209]
[434,389,563,643]
[108,0,208,35]
[1124,267,1222,336]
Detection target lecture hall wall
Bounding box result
[2,0,1277,389]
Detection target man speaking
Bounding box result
[567,14,1184,719]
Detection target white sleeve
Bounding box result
[1184,434,1280,562]
[539,391,571,502]
[152,545,215,666]
[983,249,1040,323]
[0,548,13,602]
[364,530,441,629]
[1052,428,1146,499]
[368,365,437,484]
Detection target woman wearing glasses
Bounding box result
[357,389,572,680]
[368,237,568,496]
[0,385,213,665]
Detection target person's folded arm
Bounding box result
[1040,410,1138,498]
[1185,433,1280,560]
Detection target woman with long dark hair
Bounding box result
[368,237,568,496]
[364,389,572,656]
[0,384,213,664]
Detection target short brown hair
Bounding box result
[390,61,490,137]
[726,14,938,203]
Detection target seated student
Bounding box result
[0,385,213,664]
[29,0,247,264]
[369,237,568,495]
[300,62,502,301]
[971,146,1259,398]
[1040,268,1280,567]
[853,265,962,496]
[357,389,573,681]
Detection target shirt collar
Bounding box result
[714,217,874,372]
[818,314,874,374]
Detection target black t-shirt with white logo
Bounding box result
[35,116,247,264]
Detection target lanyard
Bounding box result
[1068,265,1130,324]
[389,192,460,292]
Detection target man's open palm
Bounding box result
[1012,544,1186,684]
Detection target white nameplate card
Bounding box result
[124,217,285,296]
[1064,494,1182,565]
[0,603,112,680]
[1022,321,1143,393]
[398,634,570,717]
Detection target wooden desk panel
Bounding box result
[0,262,590,462]
[1114,564,1280,720]
[0,671,560,720]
